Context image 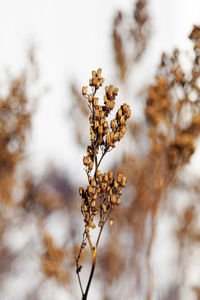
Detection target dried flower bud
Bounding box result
[94,120,99,129]
[91,179,96,187]
[88,94,93,102]
[92,70,96,78]
[111,119,117,130]
[82,86,87,95]
[98,125,103,134]
[120,116,125,125]
[109,218,114,226]
[91,201,96,208]
[83,156,89,166]
[90,221,96,229]
[102,204,107,213]
[108,170,113,179]
[97,68,102,77]
[121,176,126,187]
[79,187,84,196]
[103,173,108,182]
[117,173,122,183]
[93,98,99,106]
[118,108,122,118]
[89,161,94,170]
[98,221,104,227]
[116,198,121,205]
[111,194,116,203]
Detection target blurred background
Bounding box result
[1,0,200,299]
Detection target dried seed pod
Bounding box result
[98,221,104,227]
[91,179,96,187]
[98,125,103,134]
[103,173,108,182]
[109,218,114,226]
[82,86,87,95]
[87,185,93,194]
[83,156,89,166]
[93,98,99,106]
[88,161,94,170]
[79,187,84,196]
[116,198,121,205]
[111,194,116,203]
[118,108,122,118]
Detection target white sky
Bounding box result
[0,0,200,181]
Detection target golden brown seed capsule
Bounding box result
[92,70,96,78]
[98,175,103,183]
[83,205,87,212]
[103,121,108,128]
[109,218,114,226]
[91,132,95,142]
[111,119,117,130]
[102,204,107,213]
[90,221,96,229]
[122,103,128,112]
[79,187,84,196]
[82,86,87,95]
[102,182,107,191]
[105,100,110,108]
[110,132,114,140]
[94,120,99,129]
[117,198,121,205]
[114,180,118,188]
[126,110,131,118]
[104,127,109,134]
[114,87,119,95]
[93,97,99,106]
[104,173,108,181]
[89,79,93,86]
[98,221,104,227]
[121,126,127,135]
[100,78,104,85]
[118,108,122,118]
[98,126,103,134]
[100,119,105,126]
[83,156,89,166]
[117,173,122,183]
[120,116,125,125]
[89,116,93,124]
[91,201,96,207]
[108,170,113,179]
[87,185,93,194]
[106,135,111,145]
[118,189,122,195]
[94,109,100,118]
[97,170,101,176]
[97,68,102,77]
[89,161,94,170]
[91,179,96,187]
[88,94,93,102]
[114,133,119,141]
[105,86,109,94]
[121,176,126,187]
[111,194,116,203]
[99,111,105,118]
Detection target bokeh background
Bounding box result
[1,0,200,299]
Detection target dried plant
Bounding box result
[113,0,150,81]
[75,68,131,299]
